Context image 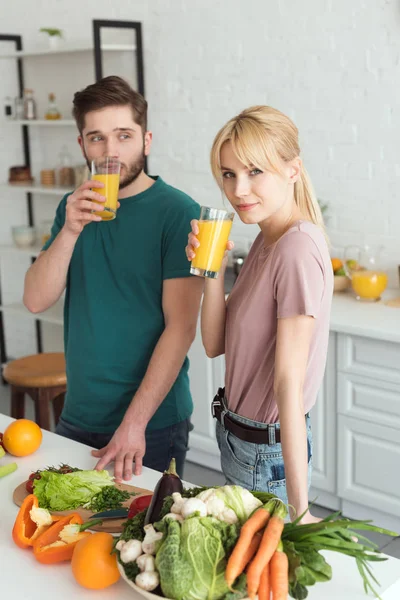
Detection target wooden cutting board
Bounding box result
[13,481,153,534]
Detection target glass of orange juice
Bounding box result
[190,206,234,279]
[91,157,121,221]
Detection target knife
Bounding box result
[91,508,129,519]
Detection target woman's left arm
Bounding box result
[274,314,321,524]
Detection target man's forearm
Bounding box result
[24,226,79,313]
[123,323,196,427]
[277,395,309,520]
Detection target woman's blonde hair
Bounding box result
[210,105,326,233]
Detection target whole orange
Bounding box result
[331,258,343,273]
[71,532,120,590]
[3,419,42,457]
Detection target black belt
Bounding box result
[212,388,281,445]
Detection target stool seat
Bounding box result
[3,353,66,389]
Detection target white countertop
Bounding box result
[1,413,399,599]
[330,288,400,344]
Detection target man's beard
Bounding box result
[119,152,145,189]
[84,151,145,189]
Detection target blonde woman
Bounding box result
[186,106,333,523]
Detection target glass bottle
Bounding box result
[45,93,61,120]
[14,97,24,120]
[23,89,37,120]
[57,146,75,187]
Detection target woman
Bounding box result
[186,106,333,523]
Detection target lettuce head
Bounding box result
[33,469,114,511]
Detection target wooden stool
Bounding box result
[3,353,66,431]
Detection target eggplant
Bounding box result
[144,457,183,525]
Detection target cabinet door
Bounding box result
[187,320,222,471]
[309,333,337,495]
[338,415,400,518]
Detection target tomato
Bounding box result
[25,470,42,494]
[127,494,153,519]
[0,432,4,450]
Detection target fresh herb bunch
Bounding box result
[45,463,82,473]
[283,512,398,599]
[119,508,147,543]
[89,486,135,513]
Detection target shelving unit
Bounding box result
[0,300,64,326]
[0,43,136,59]
[5,119,75,126]
[0,20,145,366]
[1,182,71,195]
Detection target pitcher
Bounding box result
[344,245,388,302]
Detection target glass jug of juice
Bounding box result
[344,245,388,302]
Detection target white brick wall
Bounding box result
[0,0,399,356]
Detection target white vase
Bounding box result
[48,36,60,50]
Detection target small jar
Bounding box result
[45,93,61,120]
[57,146,75,187]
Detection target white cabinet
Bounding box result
[336,333,400,531]
[309,333,340,509]
[186,319,224,472]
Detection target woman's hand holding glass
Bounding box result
[186,219,234,278]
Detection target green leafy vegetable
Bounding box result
[283,514,398,600]
[156,520,194,599]
[33,469,115,511]
[88,485,134,512]
[121,560,140,581]
[156,515,241,600]
[119,508,147,543]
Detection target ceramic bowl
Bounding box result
[11,225,36,248]
[117,561,168,600]
[117,561,253,600]
[333,275,350,293]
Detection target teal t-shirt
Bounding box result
[43,177,200,433]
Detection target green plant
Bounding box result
[318,198,329,216]
[39,28,63,38]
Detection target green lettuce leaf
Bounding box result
[33,469,115,511]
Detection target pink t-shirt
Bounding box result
[224,220,333,424]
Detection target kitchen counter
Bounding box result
[330,288,400,344]
[1,413,400,599]
[225,266,400,344]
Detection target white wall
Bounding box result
[1,0,399,357]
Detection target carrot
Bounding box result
[258,564,271,600]
[225,500,276,587]
[246,503,287,600]
[270,542,289,600]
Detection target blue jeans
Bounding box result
[216,407,313,504]
[55,416,193,478]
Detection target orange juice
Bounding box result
[351,270,388,300]
[191,219,233,276]
[92,173,120,221]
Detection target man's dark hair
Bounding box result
[72,76,147,133]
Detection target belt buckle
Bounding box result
[211,397,221,418]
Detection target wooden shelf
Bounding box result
[5,119,75,126]
[1,182,71,195]
[0,300,64,326]
[0,43,136,59]
[0,244,43,257]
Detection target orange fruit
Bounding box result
[331,258,343,273]
[71,532,120,590]
[3,419,42,457]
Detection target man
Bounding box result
[23,76,203,481]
